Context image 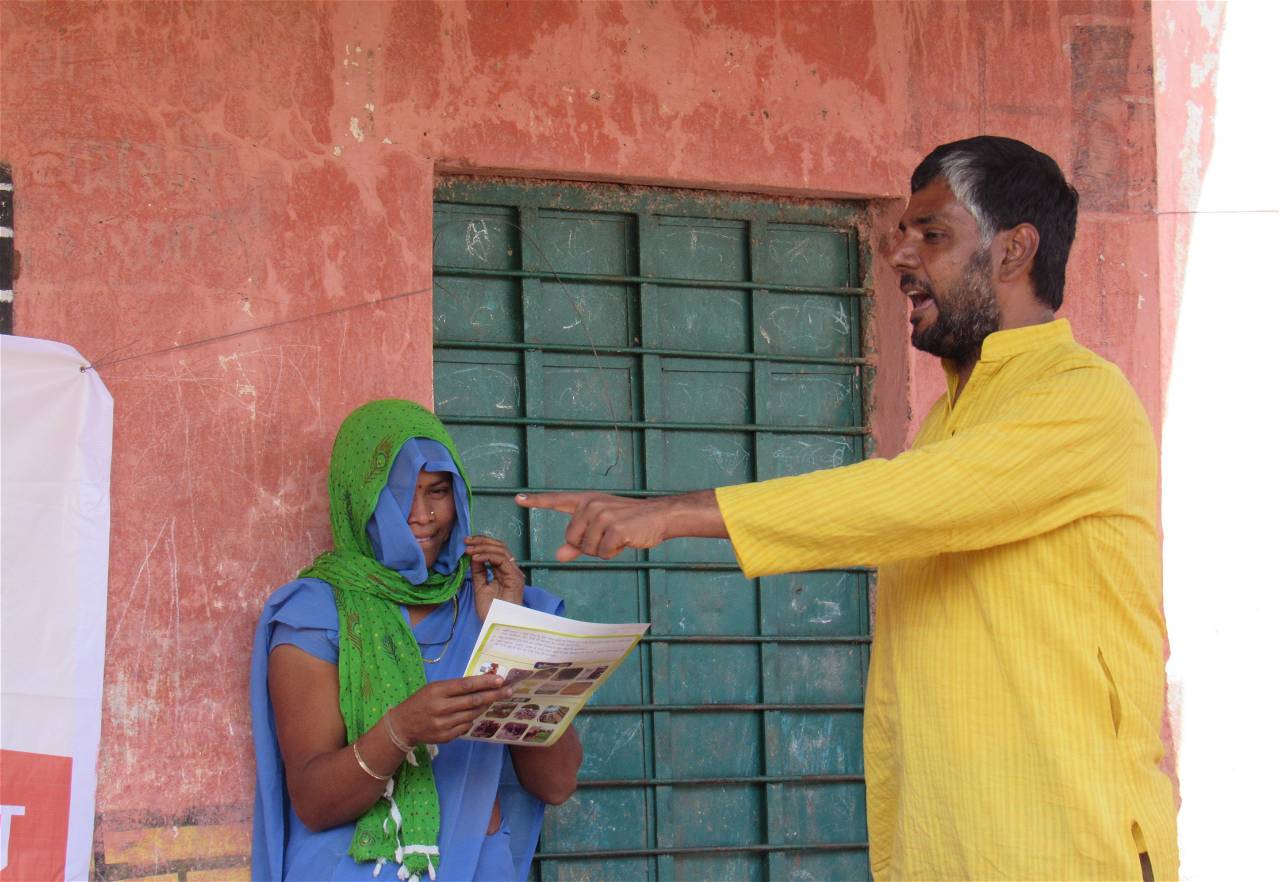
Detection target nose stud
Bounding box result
[428,509,435,522]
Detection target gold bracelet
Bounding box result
[384,711,414,754]
[352,741,392,781]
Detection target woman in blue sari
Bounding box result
[251,400,581,881]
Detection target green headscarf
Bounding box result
[299,399,471,880]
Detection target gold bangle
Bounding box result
[384,712,414,754]
[352,741,392,781]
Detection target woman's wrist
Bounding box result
[352,726,402,782]
[383,708,414,753]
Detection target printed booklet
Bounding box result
[460,599,649,747]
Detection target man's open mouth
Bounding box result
[901,275,935,321]
[906,289,935,322]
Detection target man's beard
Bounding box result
[910,248,1000,364]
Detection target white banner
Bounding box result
[1,336,112,882]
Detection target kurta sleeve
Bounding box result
[717,362,1144,577]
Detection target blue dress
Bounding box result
[251,576,564,881]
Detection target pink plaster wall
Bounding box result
[0,0,1176,869]
[1152,0,1223,420]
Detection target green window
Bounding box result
[433,179,873,881]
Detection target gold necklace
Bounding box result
[421,595,460,665]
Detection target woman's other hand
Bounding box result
[270,655,510,831]
[393,674,512,745]
[466,534,525,621]
[510,725,583,806]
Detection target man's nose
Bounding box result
[888,235,917,272]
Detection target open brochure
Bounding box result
[460,599,650,747]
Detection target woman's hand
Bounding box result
[467,534,525,621]
[392,674,512,745]
[272,647,505,831]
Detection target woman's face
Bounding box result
[407,470,456,567]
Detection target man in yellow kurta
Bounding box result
[518,136,1178,880]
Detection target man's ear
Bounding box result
[997,223,1039,282]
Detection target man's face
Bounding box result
[890,178,1000,364]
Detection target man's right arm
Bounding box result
[517,363,1142,576]
[716,363,1140,576]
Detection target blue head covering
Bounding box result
[366,438,471,584]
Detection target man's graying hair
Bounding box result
[911,136,1079,311]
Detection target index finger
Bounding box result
[442,674,506,695]
[515,492,588,513]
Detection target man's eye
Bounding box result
[924,231,945,242]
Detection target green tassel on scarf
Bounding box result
[299,399,472,880]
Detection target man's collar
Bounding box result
[940,319,1074,391]
[978,318,1073,362]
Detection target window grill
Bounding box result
[433,178,874,881]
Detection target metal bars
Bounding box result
[443,413,869,436]
[439,337,869,367]
[434,262,870,296]
[534,842,870,861]
[577,773,865,788]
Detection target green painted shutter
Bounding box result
[433,180,872,881]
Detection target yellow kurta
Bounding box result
[717,320,1177,880]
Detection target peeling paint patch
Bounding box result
[1179,102,1205,209]
[1197,0,1225,34]
[349,117,365,142]
[1190,52,1218,89]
